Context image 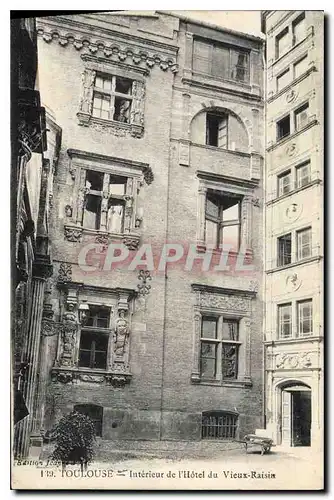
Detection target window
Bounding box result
[74,404,103,437]
[294,55,308,79]
[297,300,313,337]
[297,227,312,260]
[206,113,228,148]
[202,411,238,440]
[296,161,311,188]
[277,68,290,92]
[276,27,289,59]
[200,316,240,381]
[278,303,292,339]
[78,305,111,370]
[192,39,249,82]
[277,170,292,196]
[83,170,127,233]
[278,233,292,266]
[92,73,132,123]
[294,103,309,131]
[293,13,306,45]
[205,192,241,250]
[277,115,290,140]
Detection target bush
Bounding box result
[51,411,96,468]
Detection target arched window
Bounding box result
[74,404,103,437]
[202,411,238,440]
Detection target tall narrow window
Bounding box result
[230,50,249,82]
[277,68,290,92]
[83,170,104,230]
[200,316,218,378]
[79,305,111,370]
[206,113,228,148]
[221,319,239,380]
[297,227,312,260]
[278,303,292,339]
[297,300,313,337]
[276,27,289,59]
[296,161,311,188]
[205,193,241,250]
[294,54,308,79]
[277,115,290,140]
[278,233,292,266]
[108,175,127,233]
[277,170,292,196]
[294,103,309,131]
[293,13,306,45]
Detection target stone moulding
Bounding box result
[51,367,132,387]
[36,26,178,74]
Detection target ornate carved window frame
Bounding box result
[51,282,136,387]
[77,55,146,138]
[196,172,258,257]
[64,149,153,249]
[191,284,255,387]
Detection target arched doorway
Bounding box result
[278,381,311,447]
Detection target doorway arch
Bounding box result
[275,380,312,447]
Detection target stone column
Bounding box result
[190,310,201,383]
[241,195,252,253]
[197,186,207,249]
[243,317,252,383]
[14,256,52,458]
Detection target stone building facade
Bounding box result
[25,11,265,455]
[262,11,323,449]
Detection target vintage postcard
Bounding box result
[11,10,324,490]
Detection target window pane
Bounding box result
[277,28,289,58]
[295,103,309,130]
[200,343,217,378]
[218,116,228,148]
[296,161,311,188]
[277,69,290,91]
[83,195,101,230]
[95,76,104,89]
[212,45,229,79]
[278,171,292,196]
[206,196,220,218]
[222,344,238,379]
[86,170,104,191]
[193,40,212,73]
[277,115,290,140]
[230,50,249,82]
[109,175,127,196]
[115,77,132,95]
[223,201,239,221]
[293,15,306,44]
[278,233,291,266]
[222,320,239,340]
[107,201,124,233]
[297,228,311,260]
[221,225,239,250]
[113,97,131,123]
[205,219,219,246]
[278,304,292,338]
[201,317,217,339]
[298,300,312,337]
[294,55,308,79]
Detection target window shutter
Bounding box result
[193,40,212,74]
[218,116,228,148]
[212,45,229,79]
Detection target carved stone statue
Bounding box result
[114,310,129,357]
[80,70,96,114]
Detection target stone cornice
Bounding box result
[191,283,257,299]
[196,170,260,189]
[36,17,179,73]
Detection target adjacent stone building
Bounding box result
[27,11,265,456]
[262,11,323,449]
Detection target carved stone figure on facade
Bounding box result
[114,310,129,357]
[80,69,96,114]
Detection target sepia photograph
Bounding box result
[10,9,324,490]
